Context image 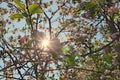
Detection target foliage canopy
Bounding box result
[0,0,120,80]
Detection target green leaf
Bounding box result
[66,52,76,67]
[62,46,69,53]
[28,4,42,15]
[14,0,25,11]
[32,17,37,21]
[103,52,113,64]
[9,14,23,19]
[26,18,31,26]
[35,9,43,14]
[84,2,95,10]
[66,57,75,67]
[22,12,28,17]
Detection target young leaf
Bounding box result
[66,57,75,67]
[35,9,43,14]
[22,12,28,17]
[26,18,31,26]
[62,46,69,53]
[28,4,42,15]
[9,14,23,19]
[66,52,76,67]
[103,52,113,64]
[84,2,95,10]
[14,0,26,11]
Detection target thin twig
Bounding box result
[25,0,33,31]
[55,26,67,37]
[36,14,39,30]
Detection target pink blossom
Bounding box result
[33,30,46,40]
[18,35,29,44]
[112,58,118,66]
[103,47,108,54]
[48,38,62,52]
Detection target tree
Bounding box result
[0,0,120,80]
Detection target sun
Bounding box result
[42,39,49,48]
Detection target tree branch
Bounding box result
[39,5,52,39]
[3,40,24,80]
[81,37,118,57]
[38,66,102,73]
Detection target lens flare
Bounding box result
[42,39,49,48]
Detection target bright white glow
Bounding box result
[42,39,49,48]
